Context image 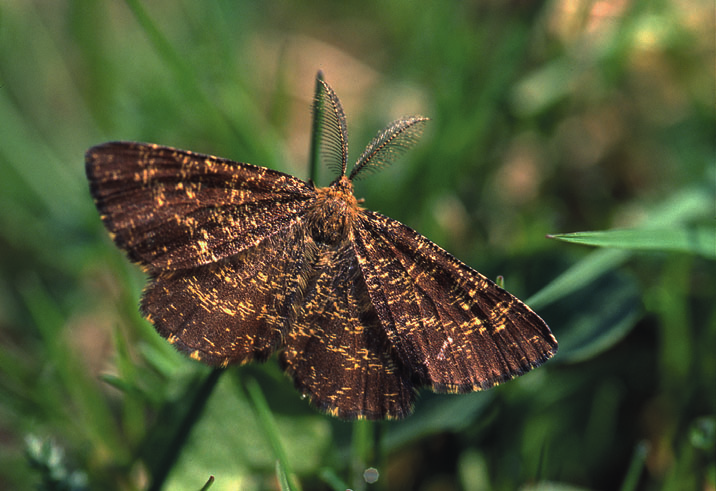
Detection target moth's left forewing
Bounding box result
[352,210,557,393]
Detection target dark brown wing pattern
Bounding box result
[353,211,558,394]
[86,77,557,420]
[141,220,312,365]
[279,240,415,420]
[86,142,316,271]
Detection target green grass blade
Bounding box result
[548,227,715,259]
[383,391,494,451]
[350,419,377,491]
[198,475,215,491]
[526,248,630,310]
[276,460,291,491]
[319,467,350,491]
[530,185,714,309]
[549,271,642,363]
[147,368,224,491]
[620,441,649,491]
[245,377,301,491]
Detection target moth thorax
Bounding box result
[310,176,360,245]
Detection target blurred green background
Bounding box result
[0,0,713,490]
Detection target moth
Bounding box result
[86,74,557,420]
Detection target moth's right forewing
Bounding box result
[86,142,316,270]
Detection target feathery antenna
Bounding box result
[312,75,349,178]
[349,116,429,181]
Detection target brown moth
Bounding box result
[86,75,557,420]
